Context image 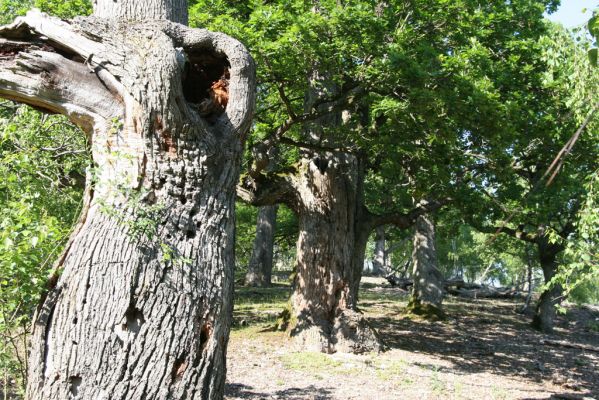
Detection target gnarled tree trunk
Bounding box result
[0,3,255,399]
[245,205,278,287]
[408,213,444,318]
[290,154,382,354]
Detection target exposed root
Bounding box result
[289,309,384,354]
[331,310,384,354]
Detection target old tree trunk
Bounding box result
[0,1,255,399]
[289,154,382,354]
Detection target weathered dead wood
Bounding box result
[447,287,526,299]
[541,339,599,353]
[385,275,413,290]
[385,277,525,299]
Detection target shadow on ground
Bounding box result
[365,293,599,397]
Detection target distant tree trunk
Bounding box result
[532,240,563,333]
[400,259,411,279]
[372,226,386,274]
[519,247,535,313]
[0,3,256,399]
[290,154,382,354]
[408,213,444,317]
[245,205,278,287]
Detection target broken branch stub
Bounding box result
[0,9,255,198]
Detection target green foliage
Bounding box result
[457,21,599,308]
[0,102,87,394]
[0,0,91,24]
[0,2,91,394]
[0,0,31,24]
[533,23,599,304]
[587,8,599,66]
[558,170,599,304]
[34,0,92,18]
[191,1,567,282]
[436,220,533,286]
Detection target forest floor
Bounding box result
[225,277,599,400]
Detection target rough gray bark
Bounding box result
[245,205,278,287]
[93,0,188,24]
[410,213,444,313]
[0,6,255,400]
[532,241,563,333]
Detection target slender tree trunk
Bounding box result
[408,213,444,317]
[0,5,255,399]
[478,259,495,285]
[532,242,563,333]
[519,247,535,313]
[245,205,278,287]
[289,154,382,354]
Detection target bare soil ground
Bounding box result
[226,278,599,400]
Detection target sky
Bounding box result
[545,0,597,28]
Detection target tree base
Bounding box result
[405,297,446,321]
[531,314,554,334]
[289,310,384,354]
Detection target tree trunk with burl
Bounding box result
[288,153,383,353]
[0,1,255,398]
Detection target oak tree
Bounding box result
[0,0,255,398]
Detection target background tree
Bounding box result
[463,22,599,332]
[193,0,560,352]
[244,204,279,287]
[551,9,599,306]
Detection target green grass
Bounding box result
[373,358,408,381]
[280,352,343,373]
[587,320,599,332]
[232,284,292,329]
